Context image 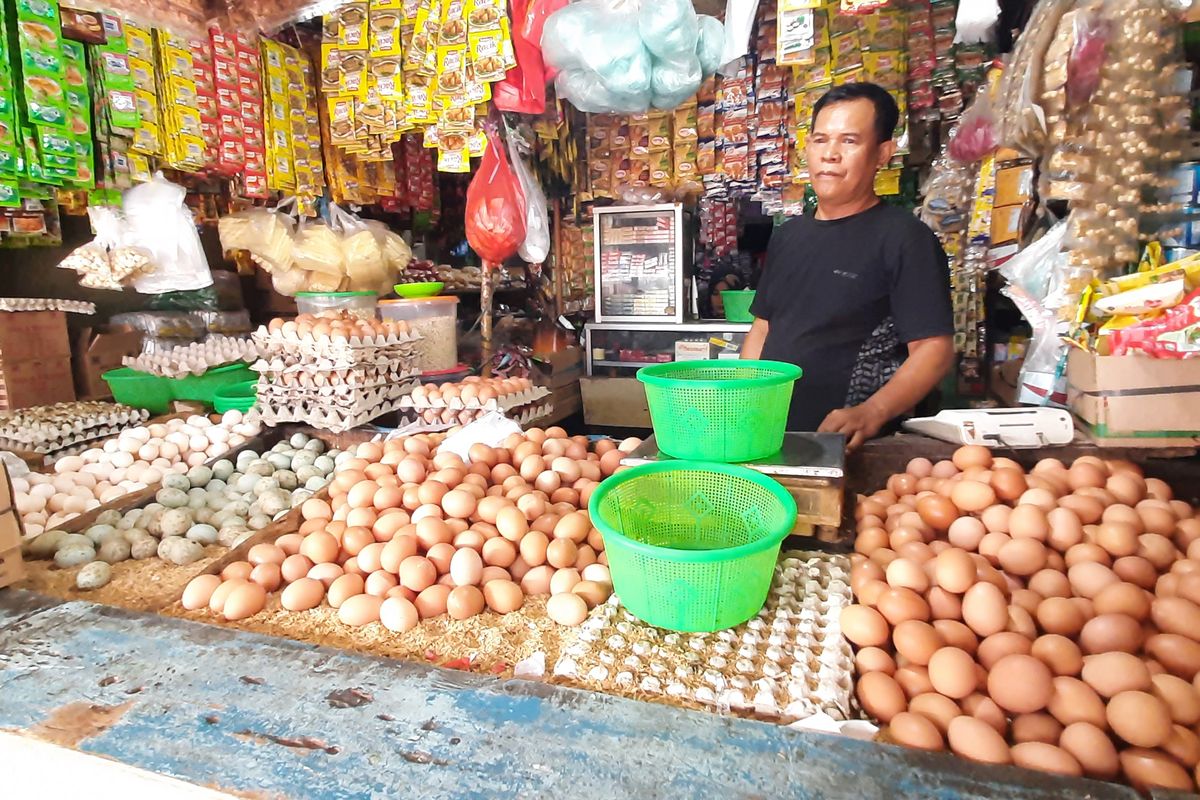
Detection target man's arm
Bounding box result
[741,318,769,360]
[819,334,954,450]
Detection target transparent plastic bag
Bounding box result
[217,203,295,274]
[58,206,155,290]
[124,172,214,294]
[1066,8,1108,107]
[955,0,1001,44]
[999,219,1068,302]
[638,0,699,60]
[695,15,725,76]
[292,216,345,287]
[542,0,657,113]
[331,205,388,293]
[947,91,999,163]
[651,53,702,109]
[506,134,550,263]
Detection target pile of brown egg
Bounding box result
[182,428,641,631]
[843,445,1200,794]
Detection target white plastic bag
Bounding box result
[506,136,550,264]
[955,0,1001,44]
[124,172,213,294]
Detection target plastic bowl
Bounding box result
[213,380,258,414]
[394,281,445,298]
[589,460,797,632]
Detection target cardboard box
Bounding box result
[1068,349,1200,437]
[581,376,651,428]
[0,310,70,361]
[990,358,1023,407]
[991,204,1026,246]
[0,357,76,410]
[994,164,1034,207]
[0,462,26,589]
[532,346,583,390]
[74,329,144,400]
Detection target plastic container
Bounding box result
[637,360,802,463]
[102,368,175,414]
[102,362,256,413]
[589,461,797,632]
[295,291,378,318]
[213,380,258,413]
[378,296,459,373]
[170,362,257,404]
[721,290,756,322]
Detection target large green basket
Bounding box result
[637,360,802,463]
[589,461,797,632]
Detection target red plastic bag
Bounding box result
[466,131,527,264]
[494,0,564,113]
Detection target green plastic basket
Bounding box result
[213,380,258,413]
[102,368,174,414]
[589,461,797,632]
[170,362,256,404]
[637,360,802,463]
[721,290,756,322]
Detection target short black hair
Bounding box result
[811,82,899,145]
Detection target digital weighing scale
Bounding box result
[622,432,848,542]
[901,407,1076,448]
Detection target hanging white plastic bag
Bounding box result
[719,0,760,73]
[124,172,214,294]
[955,0,1001,44]
[506,135,550,264]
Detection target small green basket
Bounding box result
[102,368,174,414]
[721,289,756,322]
[589,461,797,632]
[169,362,256,405]
[213,380,258,414]
[637,360,802,463]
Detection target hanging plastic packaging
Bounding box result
[124,172,214,295]
[506,136,550,264]
[495,0,565,113]
[1066,9,1109,107]
[999,219,1068,303]
[466,132,527,265]
[542,0,718,113]
[639,0,699,60]
[696,15,726,76]
[947,93,999,163]
[954,0,1001,44]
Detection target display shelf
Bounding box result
[593,204,689,325]
[584,321,751,376]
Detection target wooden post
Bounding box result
[481,260,494,377]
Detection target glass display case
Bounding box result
[584,322,752,376]
[593,204,689,324]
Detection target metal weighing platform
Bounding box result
[622,433,848,543]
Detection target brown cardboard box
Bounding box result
[0,357,76,410]
[990,359,1023,407]
[74,329,144,399]
[1068,349,1200,436]
[0,461,26,588]
[0,310,70,361]
[991,204,1026,246]
[532,347,583,389]
[994,164,1034,206]
[581,376,651,428]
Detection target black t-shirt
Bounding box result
[749,203,953,432]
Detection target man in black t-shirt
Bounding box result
[742,83,954,449]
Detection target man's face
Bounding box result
[806,97,896,207]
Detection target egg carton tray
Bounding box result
[255,381,415,404]
[0,403,149,446]
[0,424,130,456]
[254,393,415,434]
[123,337,259,379]
[250,347,420,371]
[399,400,555,429]
[252,327,422,355]
[0,297,96,314]
[399,386,551,414]
[252,358,420,382]
[255,381,415,408]
[553,551,855,724]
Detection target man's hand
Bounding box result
[819,402,888,451]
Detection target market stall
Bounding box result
[5,0,1200,797]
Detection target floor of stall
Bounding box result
[0,588,1175,800]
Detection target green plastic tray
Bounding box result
[213,380,258,413]
[103,362,256,413]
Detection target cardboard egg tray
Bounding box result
[256,380,415,405]
[123,336,259,379]
[0,424,129,456]
[254,383,418,433]
[0,402,150,452]
[251,326,422,361]
[0,298,95,314]
[399,386,551,414]
[252,360,419,387]
[398,399,554,428]
[553,551,855,724]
